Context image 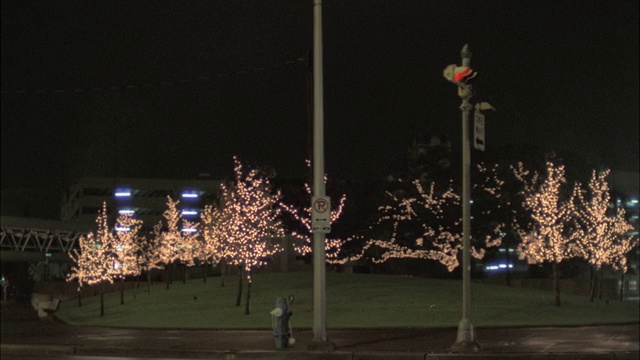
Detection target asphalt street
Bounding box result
[1,300,638,359]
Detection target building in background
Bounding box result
[61,177,222,231]
[609,171,639,300]
[609,171,639,234]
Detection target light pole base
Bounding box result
[450,318,481,353]
[307,339,336,351]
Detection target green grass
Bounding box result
[55,272,640,329]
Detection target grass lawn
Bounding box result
[55,272,640,329]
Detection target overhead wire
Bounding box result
[1,57,306,96]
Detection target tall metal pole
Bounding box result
[451,44,480,353]
[311,0,330,346]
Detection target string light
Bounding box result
[112,214,143,280]
[201,157,284,284]
[280,160,348,264]
[573,169,637,272]
[67,202,116,289]
[155,196,201,271]
[360,175,504,272]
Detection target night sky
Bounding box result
[2,0,638,218]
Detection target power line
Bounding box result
[1,57,306,96]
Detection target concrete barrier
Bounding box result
[30,293,52,311]
[37,298,61,319]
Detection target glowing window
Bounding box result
[115,190,132,197]
[181,192,199,199]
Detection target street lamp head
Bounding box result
[443,64,477,84]
[475,102,496,112]
[461,44,472,59]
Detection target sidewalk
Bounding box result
[2,300,638,359]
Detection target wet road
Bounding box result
[2,300,638,359]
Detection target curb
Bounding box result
[1,343,76,356]
[2,344,638,360]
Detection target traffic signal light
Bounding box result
[443,64,477,84]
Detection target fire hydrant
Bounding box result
[270,296,293,349]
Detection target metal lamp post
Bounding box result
[446,44,481,353]
[309,0,335,351]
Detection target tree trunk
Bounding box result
[505,248,512,287]
[552,262,561,306]
[203,265,207,283]
[598,267,604,300]
[183,264,187,284]
[235,267,243,307]
[590,266,597,302]
[147,271,152,295]
[100,283,105,317]
[619,271,625,301]
[244,277,252,315]
[77,288,82,307]
[220,261,226,288]
[120,277,125,305]
[165,266,171,290]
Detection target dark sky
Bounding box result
[2,0,639,217]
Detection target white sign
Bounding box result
[311,196,331,233]
[474,111,485,151]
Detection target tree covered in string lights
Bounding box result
[516,161,581,306]
[573,169,637,301]
[66,202,115,316]
[357,176,503,273]
[112,214,142,304]
[155,196,200,289]
[221,157,285,314]
[136,222,164,294]
[280,160,348,264]
[469,161,541,285]
[348,134,511,274]
[201,191,235,287]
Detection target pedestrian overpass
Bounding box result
[0,216,93,263]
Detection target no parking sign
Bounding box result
[311,196,331,233]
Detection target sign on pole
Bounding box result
[311,196,331,233]
[473,111,485,151]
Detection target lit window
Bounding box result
[118,209,135,215]
[182,209,198,216]
[485,263,513,272]
[181,228,197,233]
[115,226,130,232]
[181,192,199,199]
[115,190,132,197]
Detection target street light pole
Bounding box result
[451,44,481,353]
[309,0,333,350]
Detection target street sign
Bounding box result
[311,196,331,233]
[474,111,485,151]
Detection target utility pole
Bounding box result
[444,44,481,353]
